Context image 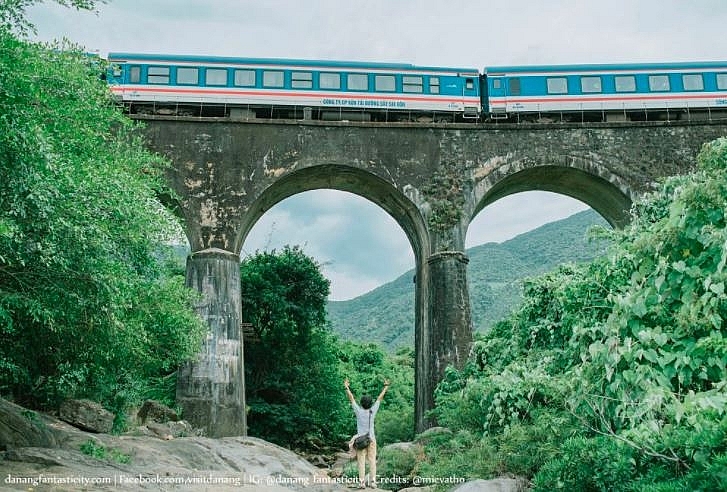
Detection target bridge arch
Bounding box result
[470,154,634,228]
[234,164,430,265]
[236,164,435,431]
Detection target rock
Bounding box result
[329,451,353,477]
[451,478,527,492]
[0,398,58,450]
[59,399,114,433]
[0,396,348,491]
[414,426,453,444]
[308,454,329,467]
[146,422,173,440]
[166,419,199,437]
[136,399,179,424]
[378,441,421,480]
[382,441,421,454]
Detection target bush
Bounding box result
[532,436,636,491]
[415,430,498,482]
[0,28,206,419]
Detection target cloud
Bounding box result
[27,0,727,64]
[466,192,589,247]
[24,0,726,298]
[243,191,413,300]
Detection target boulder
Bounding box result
[166,419,199,437]
[136,399,179,424]
[0,398,58,450]
[146,422,174,440]
[0,397,348,491]
[382,441,421,454]
[451,478,527,492]
[58,399,114,433]
[329,451,353,477]
[414,426,454,444]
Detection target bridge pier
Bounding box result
[417,250,473,432]
[176,248,246,437]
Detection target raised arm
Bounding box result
[344,378,356,405]
[377,379,390,402]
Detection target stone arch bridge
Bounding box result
[137,117,727,437]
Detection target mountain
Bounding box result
[326,209,610,351]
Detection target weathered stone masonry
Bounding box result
[138,117,727,435]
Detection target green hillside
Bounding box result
[327,209,610,350]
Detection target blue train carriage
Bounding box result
[484,61,727,122]
[106,53,481,122]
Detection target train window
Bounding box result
[177,67,199,85]
[547,77,568,94]
[465,78,475,90]
[320,73,341,90]
[292,71,313,89]
[581,76,602,93]
[718,73,727,90]
[375,75,396,92]
[234,69,256,87]
[263,70,284,88]
[682,74,704,91]
[129,65,141,83]
[492,79,502,89]
[615,75,636,92]
[648,75,670,92]
[508,78,521,96]
[206,68,228,86]
[348,73,368,91]
[403,76,423,93]
[430,77,440,94]
[147,66,170,84]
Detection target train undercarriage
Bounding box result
[122,102,727,124]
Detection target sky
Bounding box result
[26,0,727,299]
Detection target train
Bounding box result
[106,53,727,123]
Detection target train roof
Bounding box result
[485,61,727,74]
[106,52,480,75]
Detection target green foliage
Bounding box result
[339,344,415,445]
[79,439,131,464]
[415,430,498,481]
[375,445,420,489]
[426,139,727,488]
[532,436,636,491]
[0,30,206,418]
[238,246,416,452]
[241,246,350,449]
[493,411,579,477]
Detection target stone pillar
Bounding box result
[417,250,473,432]
[176,248,246,437]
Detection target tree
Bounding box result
[429,138,727,489]
[240,246,349,449]
[0,25,206,418]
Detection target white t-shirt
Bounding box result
[352,400,380,441]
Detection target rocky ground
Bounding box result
[0,398,347,492]
[0,398,525,492]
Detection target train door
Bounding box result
[487,75,507,118]
[462,75,480,118]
